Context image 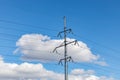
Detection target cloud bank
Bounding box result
[14,34,107,66]
[0,56,114,80]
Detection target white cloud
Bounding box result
[71,69,95,75]
[14,34,107,66]
[94,61,108,66]
[0,56,114,80]
[0,56,63,80]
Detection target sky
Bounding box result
[0,0,120,80]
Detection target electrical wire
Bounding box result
[0,32,119,64]
[0,20,120,78]
[0,31,119,63]
[0,19,59,31]
[72,33,120,54]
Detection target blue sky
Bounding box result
[0,0,120,80]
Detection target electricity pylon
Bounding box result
[53,16,78,80]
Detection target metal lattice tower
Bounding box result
[53,16,78,80]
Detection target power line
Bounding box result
[1,19,119,55]
[0,25,59,36]
[0,29,119,66]
[1,19,120,55]
[0,41,119,78]
[1,19,120,78]
[0,19,59,31]
[0,31,57,42]
[52,17,120,80]
[0,31,119,60]
[71,33,120,60]
[0,18,119,62]
[0,31,119,61]
[73,33,120,54]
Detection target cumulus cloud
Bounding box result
[14,34,107,66]
[0,56,63,80]
[0,56,114,80]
